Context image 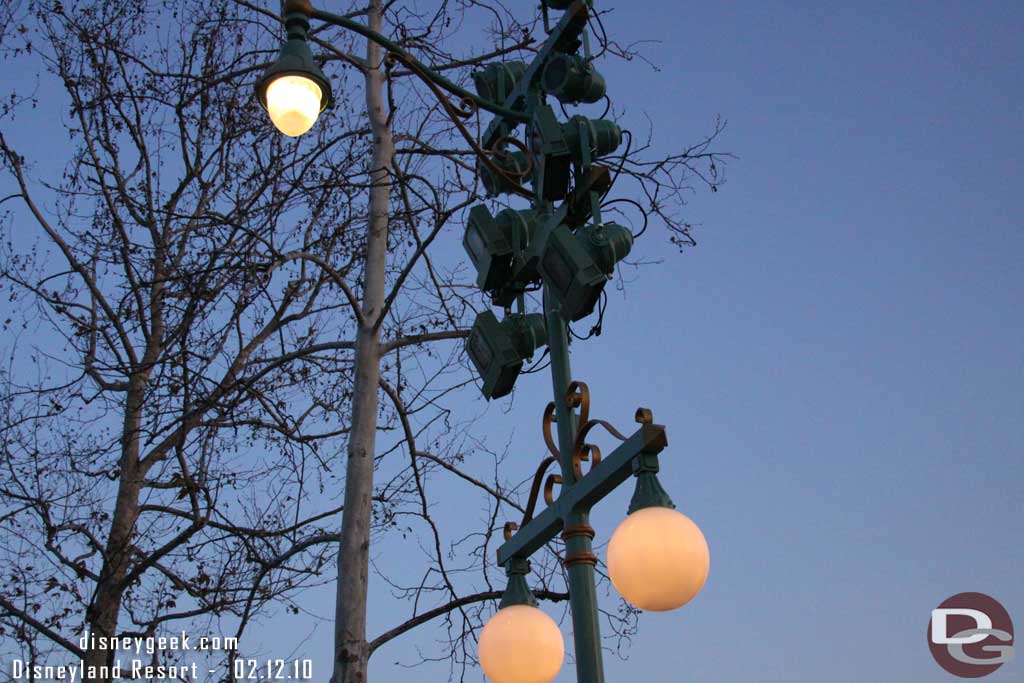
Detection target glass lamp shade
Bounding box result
[607,506,709,611]
[265,75,324,137]
[478,605,564,683]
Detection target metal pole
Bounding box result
[544,286,605,683]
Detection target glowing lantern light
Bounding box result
[607,506,709,611]
[265,75,324,137]
[478,604,564,682]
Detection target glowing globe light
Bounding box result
[265,75,323,137]
[478,605,564,683]
[607,506,709,611]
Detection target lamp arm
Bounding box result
[306,6,530,122]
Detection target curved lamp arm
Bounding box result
[282,0,529,122]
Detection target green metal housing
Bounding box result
[498,558,538,608]
[627,452,677,513]
[530,107,622,200]
[473,62,528,105]
[466,311,547,399]
[479,151,531,196]
[564,115,622,159]
[543,53,607,104]
[464,206,541,304]
[532,105,574,200]
[538,222,633,321]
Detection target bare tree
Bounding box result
[0,0,370,677]
[0,0,728,681]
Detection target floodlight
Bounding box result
[479,151,531,196]
[473,62,528,104]
[464,206,542,303]
[466,311,547,399]
[542,53,606,104]
[538,222,632,321]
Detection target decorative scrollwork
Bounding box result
[520,455,558,528]
[456,95,477,119]
[565,381,628,484]
[572,443,601,481]
[543,474,563,505]
[507,380,644,544]
[542,402,559,458]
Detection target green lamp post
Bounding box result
[253,1,710,681]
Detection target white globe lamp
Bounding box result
[478,604,564,683]
[607,505,709,611]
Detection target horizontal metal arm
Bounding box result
[496,422,668,565]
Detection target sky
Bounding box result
[297,0,1024,680]
[3,0,1023,681]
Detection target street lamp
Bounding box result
[255,10,332,137]
[478,559,565,683]
[607,454,710,612]
[608,507,710,612]
[255,0,527,139]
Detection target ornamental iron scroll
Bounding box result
[508,380,653,534]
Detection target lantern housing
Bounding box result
[255,10,333,137]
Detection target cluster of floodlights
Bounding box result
[461,58,635,400]
[253,12,634,403]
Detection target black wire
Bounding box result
[588,11,610,61]
[602,197,650,239]
[559,94,609,120]
[521,347,551,374]
[568,289,607,340]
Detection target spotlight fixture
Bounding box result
[472,61,528,104]
[479,150,531,197]
[542,53,606,104]
[464,206,542,304]
[531,106,622,199]
[538,221,632,321]
[466,311,547,399]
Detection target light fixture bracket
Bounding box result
[499,558,538,608]
[627,455,676,514]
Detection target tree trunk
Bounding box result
[82,381,145,681]
[332,0,393,680]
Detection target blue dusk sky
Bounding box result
[3,0,1022,682]
[295,1,1024,680]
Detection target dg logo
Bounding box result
[928,592,1014,678]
